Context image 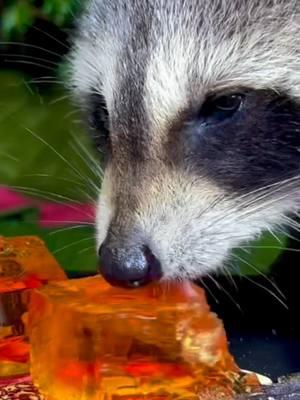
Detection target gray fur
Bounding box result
[70,0,300,104]
[69,1,300,281]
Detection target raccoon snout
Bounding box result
[98,241,163,288]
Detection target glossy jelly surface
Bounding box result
[28,276,257,400]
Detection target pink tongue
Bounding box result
[181,279,204,298]
[146,279,207,305]
[0,188,94,227]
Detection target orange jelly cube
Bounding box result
[28,276,255,400]
[0,236,67,380]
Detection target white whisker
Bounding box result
[52,237,95,255]
[2,53,59,67]
[22,173,84,186]
[232,253,286,300]
[71,131,103,178]
[198,277,220,304]
[0,151,19,162]
[0,42,63,57]
[4,59,57,72]
[48,224,94,237]
[23,127,99,196]
[206,273,242,312]
[32,26,70,50]
[78,245,96,255]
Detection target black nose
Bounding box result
[99,243,162,288]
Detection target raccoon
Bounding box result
[69,0,300,288]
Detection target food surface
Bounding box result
[0,236,67,380]
[28,276,259,399]
[0,381,44,399]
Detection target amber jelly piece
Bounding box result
[28,276,255,400]
[0,236,67,381]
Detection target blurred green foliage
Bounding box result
[0,72,98,202]
[0,0,97,273]
[1,0,81,39]
[0,72,98,274]
[232,233,287,276]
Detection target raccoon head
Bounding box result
[70,0,300,287]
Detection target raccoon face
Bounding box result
[70,0,300,287]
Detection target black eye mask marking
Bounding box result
[88,92,110,154]
[167,89,300,192]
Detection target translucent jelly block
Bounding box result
[0,236,67,380]
[28,276,257,400]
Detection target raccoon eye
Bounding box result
[201,93,243,124]
[88,93,110,152]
